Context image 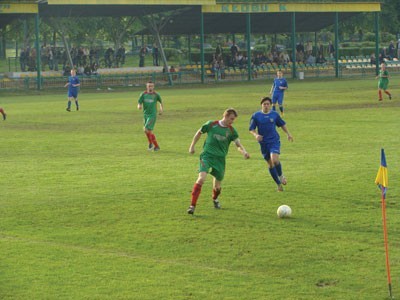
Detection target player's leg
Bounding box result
[188,171,208,214]
[212,176,222,209]
[272,95,278,111]
[261,143,281,188]
[66,96,72,111]
[74,95,79,111]
[271,152,287,187]
[278,94,284,116]
[378,82,383,101]
[144,117,159,150]
[383,86,392,100]
[0,107,6,120]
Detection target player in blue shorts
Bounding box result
[64,69,81,112]
[249,97,293,191]
[269,70,288,116]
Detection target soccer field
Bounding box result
[1,78,400,299]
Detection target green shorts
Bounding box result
[378,80,389,90]
[199,153,226,181]
[144,115,156,131]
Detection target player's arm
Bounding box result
[158,102,163,115]
[249,129,263,142]
[64,82,70,87]
[189,129,202,154]
[234,138,250,159]
[281,125,294,142]
[269,83,274,94]
[137,102,142,110]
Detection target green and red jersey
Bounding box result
[200,120,239,158]
[138,91,162,116]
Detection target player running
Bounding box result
[376,63,392,101]
[137,81,163,151]
[270,70,288,116]
[249,97,293,192]
[187,108,250,215]
[64,69,81,111]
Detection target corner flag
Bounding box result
[375,149,393,299]
[375,148,388,197]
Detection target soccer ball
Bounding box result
[277,205,292,218]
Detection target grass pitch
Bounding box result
[1,78,400,299]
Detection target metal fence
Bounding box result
[1,63,398,91]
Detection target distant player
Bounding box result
[376,63,392,101]
[187,108,250,215]
[0,107,6,120]
[269,70,288,116]
[64,69,80,111]
[137,81,163,151]
[249,97,293,192]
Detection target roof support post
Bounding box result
[334,12,339,78]
[35,12,42,90]
[200,11,205,84]
[291,12,296,79]
[187,34,191,65]
[246,13,251,81]
[374,11,380,75]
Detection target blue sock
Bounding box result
[279,106,284,113]
[67,101,71,109]
[269,167,281,185]
[275,163,283,177]
[75,100,79,109]
[272,105,276,111]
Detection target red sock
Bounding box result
[145,132,152,144]
[0,108,4,116]
[384,91,391,96]
[379,90,382,99]
[191,183,202,206]
[212,188,221,200]
[150,134,159,148]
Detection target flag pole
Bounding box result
[375,149,392,299]
[381,191,393,299]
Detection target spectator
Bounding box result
[388,41,395,59]
[105,47,114,68]
[316,54,327,64]
[328,41,335,58]
[152,43,159,66]
[397,39,400,59]
[20,48,26,72]
[139,46,147,67]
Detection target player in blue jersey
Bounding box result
[64,69,81,112]
[269,70,288,116]
[249,97,293,192]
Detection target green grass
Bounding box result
[1,78,400,299]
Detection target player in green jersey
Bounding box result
[137,81,163,151]
[376,63,392,101]
[187,108,250,215]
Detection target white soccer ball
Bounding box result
[277,205,292,218]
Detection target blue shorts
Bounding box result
[272,93,284,106]
[260,141,281,161]
[68,90,78,98]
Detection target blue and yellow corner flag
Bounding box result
[375,149,388,197]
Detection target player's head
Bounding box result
[380,63,386,70]
[222,108,238,126]
[71,69,76,76]
[146,81,155,92]
[260,97,272,113]
[277,70,283,77]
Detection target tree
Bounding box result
[139,8,190,85]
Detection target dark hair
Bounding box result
[260,97,272,104]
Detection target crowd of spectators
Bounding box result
[19,45,126,76]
